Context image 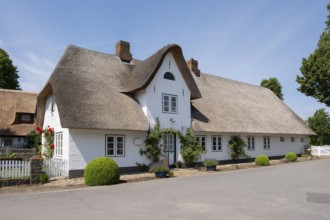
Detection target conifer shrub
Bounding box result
[84,157,120,186]
[255,155,270,166]
[285,152,298,162]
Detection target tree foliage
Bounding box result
[179,128,205,167]
[296,4,330,106]
[260,77,284,100]
[307,109,330,145]
[0,48,20,90]
[228,136,249,161]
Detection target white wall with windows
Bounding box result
[43,94,69,161]
[68,129,148,171]
[135,53,192,132]
[194,133,309,161]
[135,53,192,164]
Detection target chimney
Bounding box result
[187,58,201,77]
[116,40,132,63]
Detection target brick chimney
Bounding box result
[116,40,132,63]
[187,58,201,77]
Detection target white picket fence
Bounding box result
[0,158,68,179]
[44,158,68,178]
[311,145,330,157]
[0,160,30,178]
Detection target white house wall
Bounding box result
[196,133,309,161]
[136,53,191,132]
[43,94,69,161]
[68,129,148,171]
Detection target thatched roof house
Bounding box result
[0,89,37,136]
[38,42,314,136]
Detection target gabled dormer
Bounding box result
[131,45,201,131]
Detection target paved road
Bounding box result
[1,159,330,220]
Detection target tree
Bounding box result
[0,48,20,90]
[179,128,205,167]
[260,77,284,100]
[228,136,249,162]
[307,109,330,145]
[296,4,330,106]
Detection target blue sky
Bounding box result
[0,0,329,120]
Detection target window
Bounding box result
[55,132,63,157]
[196,136,206,150]
[291,137,295,142]
[3,139,12,147]
[163,133,175,152]
[247,136,255,150]
[263,137,270,150]
[164,72,175,81]
[18,113,34,123]
[106,135,125,156]
[212,136,222,151]
[280,137,285,142]
[301,137,304,143]
[162,94,178,114]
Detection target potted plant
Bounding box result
[203,159,218,171]
[149,164,169,178]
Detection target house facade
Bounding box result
[37,41,315,178]
[0,89,37,148]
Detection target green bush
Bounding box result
[84,157,120,186]
[203,159,218,167]
[285,152,298,162]
[149,164,169,173]
[39,172,49,184]
[255,155,270,166]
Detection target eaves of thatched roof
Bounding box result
[191,73,315,135]
[0,89,37,136]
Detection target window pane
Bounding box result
[107,136,114,142]
[169,134,174,151]
[171,96,177,113]
[163,95,169,112]
[21,114,31,122]
[163,134,168,151]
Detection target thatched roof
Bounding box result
[120,44,202,99]
[191,73,315,135]
[0,89,37,136]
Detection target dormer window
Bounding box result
[164,72,175,81]
[17,113,34,124]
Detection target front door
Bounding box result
[163,133,176,166]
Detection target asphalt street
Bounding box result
[0,159,329,220]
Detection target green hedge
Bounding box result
[84,157,120,186]
[255,155,270,166]
[285,152,298,162]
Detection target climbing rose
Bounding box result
[36,126,43,134]
[50,144,55,149]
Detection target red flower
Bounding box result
[48,127,53,136]
[36,126,43,134]
[50,144,55,149]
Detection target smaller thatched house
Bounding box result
[37,41,315,178]
[0,89,37,148]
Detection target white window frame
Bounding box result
[212,136,222,151]
[106,135,125,157]
[247,136,255,151]
[263,136,270,150]
[195,136,206,150]
[162,94,178,114]
[55,132,63,157]
[163,133,175,152]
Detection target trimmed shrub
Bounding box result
[149,164,169,173]
[285,152,298,162]
[84,157,120,186]
[39,171,49,184]
[203,159,218,167]
[255,155,270,166]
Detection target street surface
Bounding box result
[0,159,329,220]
